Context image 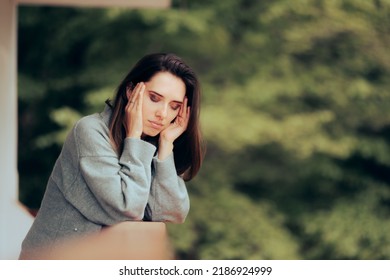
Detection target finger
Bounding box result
[128,83,143,110]
[125,87,133,111]
[130,83,141,102]
[185,106,191,125]
[135,82,145,110]
[177,97,186,119]
[181,97,189,119]
[127,82,138,101]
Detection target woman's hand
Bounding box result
[124,82,145,139]
[158,97,190,160]
[161,97,190,143]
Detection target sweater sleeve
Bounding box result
[61,116,157,225]
[79,138,156,222]
[146,153,190,223]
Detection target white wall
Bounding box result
[0,0,34,260]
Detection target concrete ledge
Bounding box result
[17,0,171,8]
[21,221,172,260]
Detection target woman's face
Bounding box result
[142,71,186,137]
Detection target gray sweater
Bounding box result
[19,105,189,258]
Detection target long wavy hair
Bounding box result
[106,53,205,181]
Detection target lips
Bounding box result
[149,120,164,129]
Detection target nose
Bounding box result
[156,103,168,120]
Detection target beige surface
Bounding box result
[17,0,171,8]
[27,222,172,260]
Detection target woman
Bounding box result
[19,53,205,259]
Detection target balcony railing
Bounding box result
[20,222,172,260]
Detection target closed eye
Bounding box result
[149,93,160,102]
[171,104,181,111]
[149,91,182,110]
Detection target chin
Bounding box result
[142,129,160,138]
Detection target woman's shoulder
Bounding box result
[74,107,109,135]
[60,106,115,157]
[71,110,112,152]
[76,112,102,130]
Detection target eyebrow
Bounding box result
[149,91,183,104]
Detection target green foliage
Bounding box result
[18,0,390,259]
[169,188,300,260]
[303,187,390,259]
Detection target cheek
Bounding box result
[142,98,154,115]
[168,111,179,123]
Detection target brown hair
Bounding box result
[106,53,205,181]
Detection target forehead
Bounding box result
[145,72,186,101]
